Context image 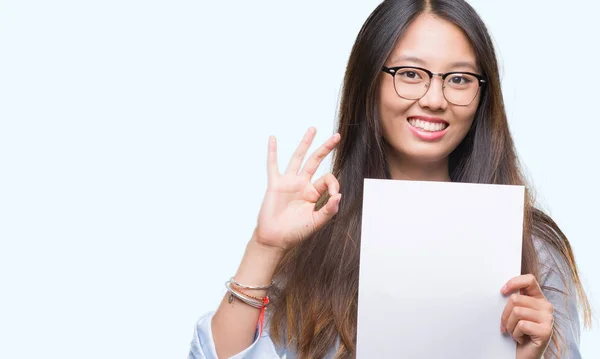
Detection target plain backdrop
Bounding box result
[0,1,598,358]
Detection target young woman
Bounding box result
[189,0,591,358]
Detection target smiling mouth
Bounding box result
[407,118,449,132]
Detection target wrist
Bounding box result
[248,231,286,258]
[231,233,285,292]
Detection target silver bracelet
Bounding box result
[229,277,274,290]
[225,281,266,309]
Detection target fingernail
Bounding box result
[501,285,507,294]
[500,324,505,333]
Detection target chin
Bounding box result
[404,149,451,164]
[388,139,454,164]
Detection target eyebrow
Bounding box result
[390,55,479,72]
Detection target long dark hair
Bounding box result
[268,1,592,358]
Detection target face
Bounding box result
[378,13,482,165]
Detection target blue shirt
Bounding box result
[188,240,582,358]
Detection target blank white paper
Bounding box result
[356,179,524,358]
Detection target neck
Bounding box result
[386,147,451,182]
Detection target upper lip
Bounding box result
[407,116,449,125]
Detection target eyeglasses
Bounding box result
[381,66,487,106]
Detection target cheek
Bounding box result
[455,108,477,126]
[378,81,412,126]
[453,97,480,129]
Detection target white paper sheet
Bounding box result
[356,179,524,358]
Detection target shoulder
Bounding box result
[533,237,571,284]
[260,312,340,359]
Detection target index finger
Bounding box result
[267,135,279,182]
[299,133,341,178]
[501,274,544,299]
[285,127,317,175]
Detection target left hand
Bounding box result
[500,274,555,359]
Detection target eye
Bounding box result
[448,75,472,85]
[396,68,427,84]
[400,71,422,80]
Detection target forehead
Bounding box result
[388,13,478,71]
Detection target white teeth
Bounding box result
[408,119,447,132]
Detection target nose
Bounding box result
[418,75,448,112]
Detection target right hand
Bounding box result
[253,127,342,252]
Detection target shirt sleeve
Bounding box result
[188,311,282,359]
[536,240,582,359]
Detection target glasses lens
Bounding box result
[443,73,480,106]
[393,68,430,100]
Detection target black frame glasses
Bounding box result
[381,66,487,106]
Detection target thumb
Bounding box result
[312,193,341,229]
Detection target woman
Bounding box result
[190,0,591,358]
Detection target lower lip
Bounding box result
[407,120,448,141]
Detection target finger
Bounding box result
[312,193,341,229]
[267,136,279,182]
[511,323,527,345]
[501,274,544,299]
[285,127,317,175]
[512,321,553,346]
[300,133,341,178]
[506,307,549,335]
[501,293,549,331]
[304,173,340,203]
[313,173,340,196]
